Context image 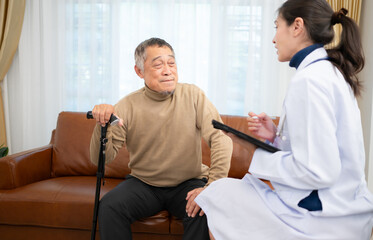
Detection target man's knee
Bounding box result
[98,193,132,223]
[98,195,114,221]
[183,214,209,240]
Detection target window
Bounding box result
[64,0,289,116]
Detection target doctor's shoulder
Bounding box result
[296,62,339,90]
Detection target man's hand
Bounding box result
[185,187,205,217]
[92,104,123,127]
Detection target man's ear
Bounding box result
[293,17,305,37]
[134,65,144,79]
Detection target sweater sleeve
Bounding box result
[89,104,127,166]
[195,87,233,185]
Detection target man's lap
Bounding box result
[100,175,207,221]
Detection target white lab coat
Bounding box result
[196,48,373,240]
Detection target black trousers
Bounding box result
[98,175,209,240]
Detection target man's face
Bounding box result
[136,46,178,94]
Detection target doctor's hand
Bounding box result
[91,104,123,127]
[186,188,205,217]
[247,112,276,142]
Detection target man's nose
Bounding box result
[162,64,171,75]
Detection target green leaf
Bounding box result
[0,146,9,158]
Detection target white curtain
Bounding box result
[4,0,293,154]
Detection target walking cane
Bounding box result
[86,111,119,240]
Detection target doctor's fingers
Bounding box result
[248,111,259,118]
[248,120,262,129]
[248,111,270,120]
[257,112,270,120]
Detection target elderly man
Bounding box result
[89,37,232,240]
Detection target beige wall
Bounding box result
[358,0,373,191]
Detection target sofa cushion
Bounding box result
[0,176,170,234]
[51,112,130,178]
[0,176,115,230]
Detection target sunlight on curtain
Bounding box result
[5,0,65,153]
[5,0,292,153]
[0,0,26,147]
[63,0,290,115]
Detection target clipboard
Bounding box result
[212,120,280,153]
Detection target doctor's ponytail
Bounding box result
[327,8,364,97]
[278,0,364,97]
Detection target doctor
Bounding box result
[195,0,373,239]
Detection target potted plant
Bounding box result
[0,144,9,158]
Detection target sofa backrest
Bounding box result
[51,112,277,179]
[51,112,129,178]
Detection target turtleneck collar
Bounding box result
[144,84,175,101]
[289,43,324,69]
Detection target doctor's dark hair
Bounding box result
[134,38,175,73]
[278,0,364,96]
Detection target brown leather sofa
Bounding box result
[0,111,277,240]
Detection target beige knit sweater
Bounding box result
[90,83,232,187]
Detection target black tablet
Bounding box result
[212,120,280,153]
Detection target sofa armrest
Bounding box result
[0,144,53,189]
